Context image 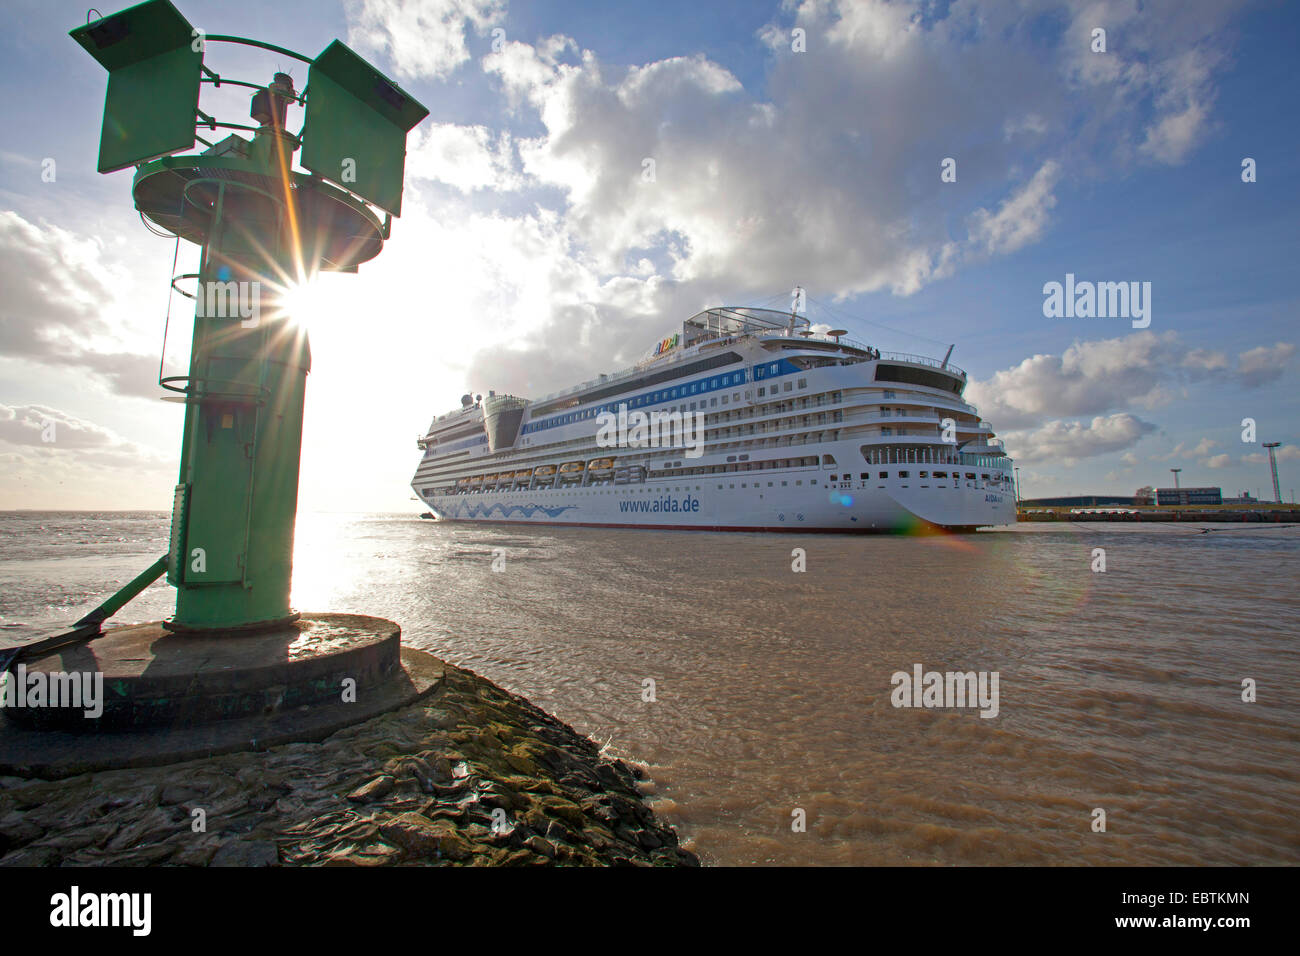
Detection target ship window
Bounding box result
[811,479,817,485]
[966,473,976,480]
[899,471,909,478]
[722,395,728,404]
[781,481,788,486]
[784,382,792,392]
[798,378,807,388]
[758,387,766,396]
[796,480,802,486]
[710,398,718,407]
[860,473,868,480]
[919,471,928,479]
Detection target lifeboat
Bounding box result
[468,475,484,489]
[533,464,557,477]
[587,457,615,473]
[558,461,585,475]
[514,469,534,481]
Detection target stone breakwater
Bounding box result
[0,662,699,867]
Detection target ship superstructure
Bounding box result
[410,307,1014,531]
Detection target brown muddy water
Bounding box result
[2,511,1297,865]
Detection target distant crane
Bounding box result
[1263,442,1282,503]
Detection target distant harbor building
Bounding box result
[1148,486,1223,506]
[1223,491,1259,505]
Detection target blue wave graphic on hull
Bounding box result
[448,501,578,519]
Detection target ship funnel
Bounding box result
[482,394,529,453]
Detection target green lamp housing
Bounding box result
[300,40,429,217]
[69,0,202,173]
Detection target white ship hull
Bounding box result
[422,445,1011,532]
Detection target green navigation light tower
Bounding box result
[70,0,428,631]
[0,0,441,774]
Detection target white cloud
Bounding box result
[407,123,524,192]
[1152,436,1218,461]
[966,161,1060,258]
[0,211,161,399]
[1059,1,1235,166]
[0,404,170,472]
[345,0,505,81]
[1235,342,1296,387]
[967,331,1295,431]
[460,0,1246,314]
[1138,49,1218,164]
[1002,412,1157,464]
[1243,445,1300,465]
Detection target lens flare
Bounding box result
[279,275,324,328]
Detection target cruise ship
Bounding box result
[410,307,1014,531]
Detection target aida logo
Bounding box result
[653,333,680,355]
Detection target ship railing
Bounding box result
[876,351,967,378]
[859,444,1013,470]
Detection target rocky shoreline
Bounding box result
[0,662,698,867]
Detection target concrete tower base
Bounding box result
[0,614,442,779]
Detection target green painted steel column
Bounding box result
[167,100,308,630]
[71,3,428,633]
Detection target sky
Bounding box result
[0,0,1297,512]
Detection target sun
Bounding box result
[279,275,327,328]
